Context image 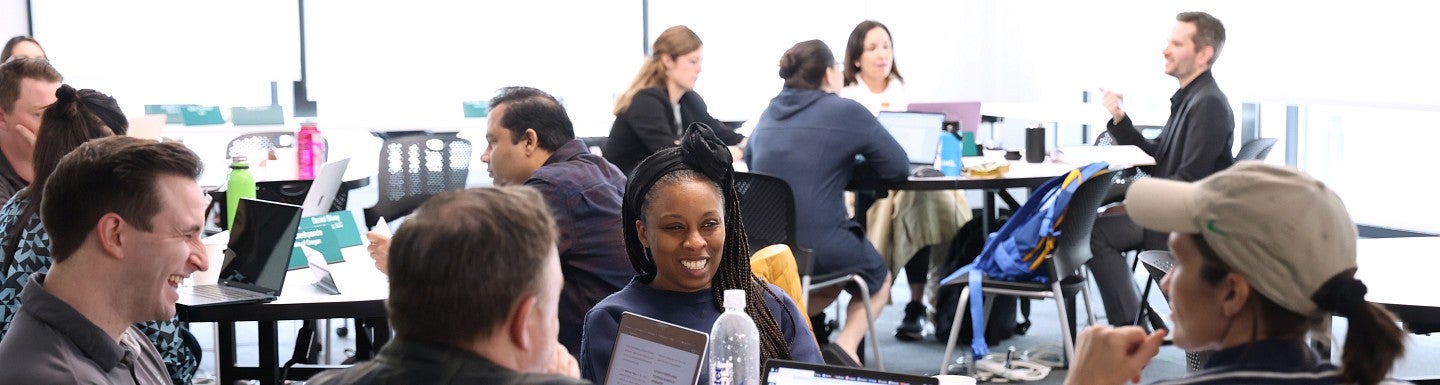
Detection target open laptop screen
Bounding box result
[877,111,945,165]
[220,198,303,293]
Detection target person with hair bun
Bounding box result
[744,39,909,365]
[580,124,821,383]
[604,25,745,174]
[0,86,205,385]
[1067,162,1409,385]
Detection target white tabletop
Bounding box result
[1355,237,1440,310]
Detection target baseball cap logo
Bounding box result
[1205,220,1230,238]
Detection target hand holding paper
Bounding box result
[367,217,393,274]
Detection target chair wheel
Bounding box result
[337,326,349,337]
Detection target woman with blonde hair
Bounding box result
[604,25,744,174]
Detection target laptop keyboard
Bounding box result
[187,285,271,301]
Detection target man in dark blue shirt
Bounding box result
[480,87,632,355]
[367,87,630,356]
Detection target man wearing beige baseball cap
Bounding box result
[1064,162,1409,385]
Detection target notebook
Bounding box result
[764,360,939,385]
[604,312,708,385]
[300,157,351,217]
[877,111,945,170]
[178,198,303,306]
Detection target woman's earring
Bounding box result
[644,247,654,262]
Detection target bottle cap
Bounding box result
[231,155,250,168]
[723,289,746,310]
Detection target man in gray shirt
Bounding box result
[0,137,209,384]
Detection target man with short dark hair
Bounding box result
[368,86,630,355]
[310,187,590,385]
[1089,11,1237,326]
[0,58,63,200]
[0,137,209,384]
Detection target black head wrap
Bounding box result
[621,122,743,279]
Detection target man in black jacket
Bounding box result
[1089,11,1235,326]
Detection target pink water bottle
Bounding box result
[297,121,324,180]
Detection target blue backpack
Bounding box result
[939,161,1110,358]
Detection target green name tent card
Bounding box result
[462,101,488,118]
[232,105,285,125]
[144,104,195,124]
[287,212,364,270]
[180,105,225,126]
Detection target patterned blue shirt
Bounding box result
[526,139,633,356]
[0,191,201,385]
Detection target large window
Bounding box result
[303,1,641,136]
[31,0,299,116]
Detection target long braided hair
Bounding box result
[621,123,796,361]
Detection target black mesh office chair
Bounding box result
[1235,137,1278,161]
[732,172,883,369]
[363,133,472,227]
[226,131,330,160]
[938,170,1116,372]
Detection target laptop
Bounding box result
[178,198,303,306]
[909,102,983,156]
[876,111,945,173]
[763,359,939,385]
[605,312,708,385]
[300,157,351,217]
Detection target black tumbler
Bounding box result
[1025,126,1045,163]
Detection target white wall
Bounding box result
[30,0,299,117]
[24,0,1440,231]
[1,0,28,43]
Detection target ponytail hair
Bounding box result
[622,123,798,362]
[1192,234,1406,385]
[1312,272,1407,385]
[1,85,123,271]
[778,40,834,90]
[614,25,702,115]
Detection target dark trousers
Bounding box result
[1087,212,1144,326]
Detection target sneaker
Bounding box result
[895,301,926,341]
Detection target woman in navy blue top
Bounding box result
[744,39,909,365]
[580,124,821,383]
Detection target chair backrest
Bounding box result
[1235,137,1278,161]
[579,136,609,157]
[1048,171,1118,280]
[227,131,295,159]
[226,131,330,160]
[363,133,472,226]
[732,172,809,275]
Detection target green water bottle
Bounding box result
[225,156,256,229]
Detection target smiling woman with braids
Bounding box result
[579,123,821,383]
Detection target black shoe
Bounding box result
[895,301,926,341]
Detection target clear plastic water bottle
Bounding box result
[296,121,324,180]
[225,156,256,229]
[709,289,759,385]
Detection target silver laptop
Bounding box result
[301,158,351,217]
[877,111,946,169]
[178,198,303,306]
[764,359,939,385]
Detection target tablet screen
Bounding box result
[605,312,709,385]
